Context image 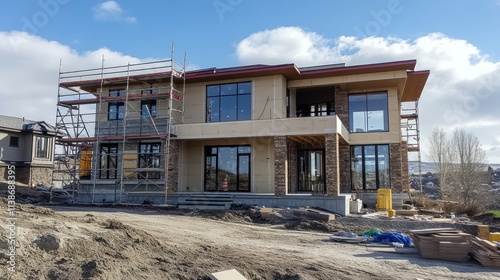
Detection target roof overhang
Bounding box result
[401,70,430,102]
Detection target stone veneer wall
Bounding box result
[325,134,340,196]
[287,140,298,193]
[0,165,53,187]
[274,136,287,195]
[390,143,403,193]
[339,141,351,193]
[167,139,179,193]
[401,141,409,192]
[334,90,349,128]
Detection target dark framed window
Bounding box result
[9,136,19,147]
[204,145,250,192]
[351,144,390,190]
[34,136,50,159]
[108,89,125,120]
[141,100,157,118]
[297,150,325,193]
[99,144,118,179]
[138,143,161,179]
[349,92,388,132]
[296,102,335,117]
[206,82,251,122]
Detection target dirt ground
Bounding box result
[1,200,500,280]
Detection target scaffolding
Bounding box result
[401,100,422,193]
[52,45,186,203]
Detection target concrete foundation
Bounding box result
[75,192,353,216]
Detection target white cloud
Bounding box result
[0,31,148,128]
[93,1,136,23]
[236,26,500,163]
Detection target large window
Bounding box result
[351,145,390,190]
[108,89,125,120]
[349,92,388,132]
[138,143,161,179]
[34,136,50,159]
[206,82,251,122]
[99,144,118,179]
[205,146,250,192]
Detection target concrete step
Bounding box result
[178,203,228,210]
[184,198,233,203]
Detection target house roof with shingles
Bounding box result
[0,115,56,134]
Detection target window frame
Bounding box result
[204,145,251,192]
[34,135,50,159]
[350,144,390,191]
[99,144,118,179]
[138,142,161,180]
[9,136,19,147]
[108,89,125,120]
[206,81,252,123]
[141,100,157,118]
[348,92,389,133]
[296,102,335,117]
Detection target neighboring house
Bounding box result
[0,115,57,187]
[55,58,429,213]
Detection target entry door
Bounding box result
[298,150,325,193]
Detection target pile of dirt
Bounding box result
[0,183,50,203]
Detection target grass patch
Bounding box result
[489,210,500,218]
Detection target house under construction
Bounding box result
[53,49,428,215]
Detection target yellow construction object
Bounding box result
[376,189,392,211]
[79,150,92,178]
[489,232,500,242]
[478,225,490,240]
[387,209,396,217]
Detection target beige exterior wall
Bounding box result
[0,131,31,162]
[178,137,275,193]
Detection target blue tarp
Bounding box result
[372,232,413,246]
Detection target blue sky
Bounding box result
[1,0,500,163]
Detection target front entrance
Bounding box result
[297,150,325,194]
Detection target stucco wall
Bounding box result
[179,137,275,193]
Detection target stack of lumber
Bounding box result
[409,228,471,262]
[470,236,500,268]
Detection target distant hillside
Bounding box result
[408,161,500,175]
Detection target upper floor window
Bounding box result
[108,89,125,120]
[34,136,50,159]
[9,136,19,147]
[206,82,251,122]
[141,100,157,118]
[349,92,388,133]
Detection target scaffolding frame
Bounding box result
[401,100,422,193]
[52,44,186,203]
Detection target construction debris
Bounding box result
[470,236,500,268]
[409,228,471,262]
[209,269,248,280]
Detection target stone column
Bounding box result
[390,143,403,193]
[274,136,288,195]
[401,141,409,193]
[325,133,340,196]
[334,90,349,128]
[287,140,298,193]
[339,141,351,193]
[167,139,179,193]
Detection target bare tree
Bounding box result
[428,128,490,215]
[427,127,453,199]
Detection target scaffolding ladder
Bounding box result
[401,100,422,193]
